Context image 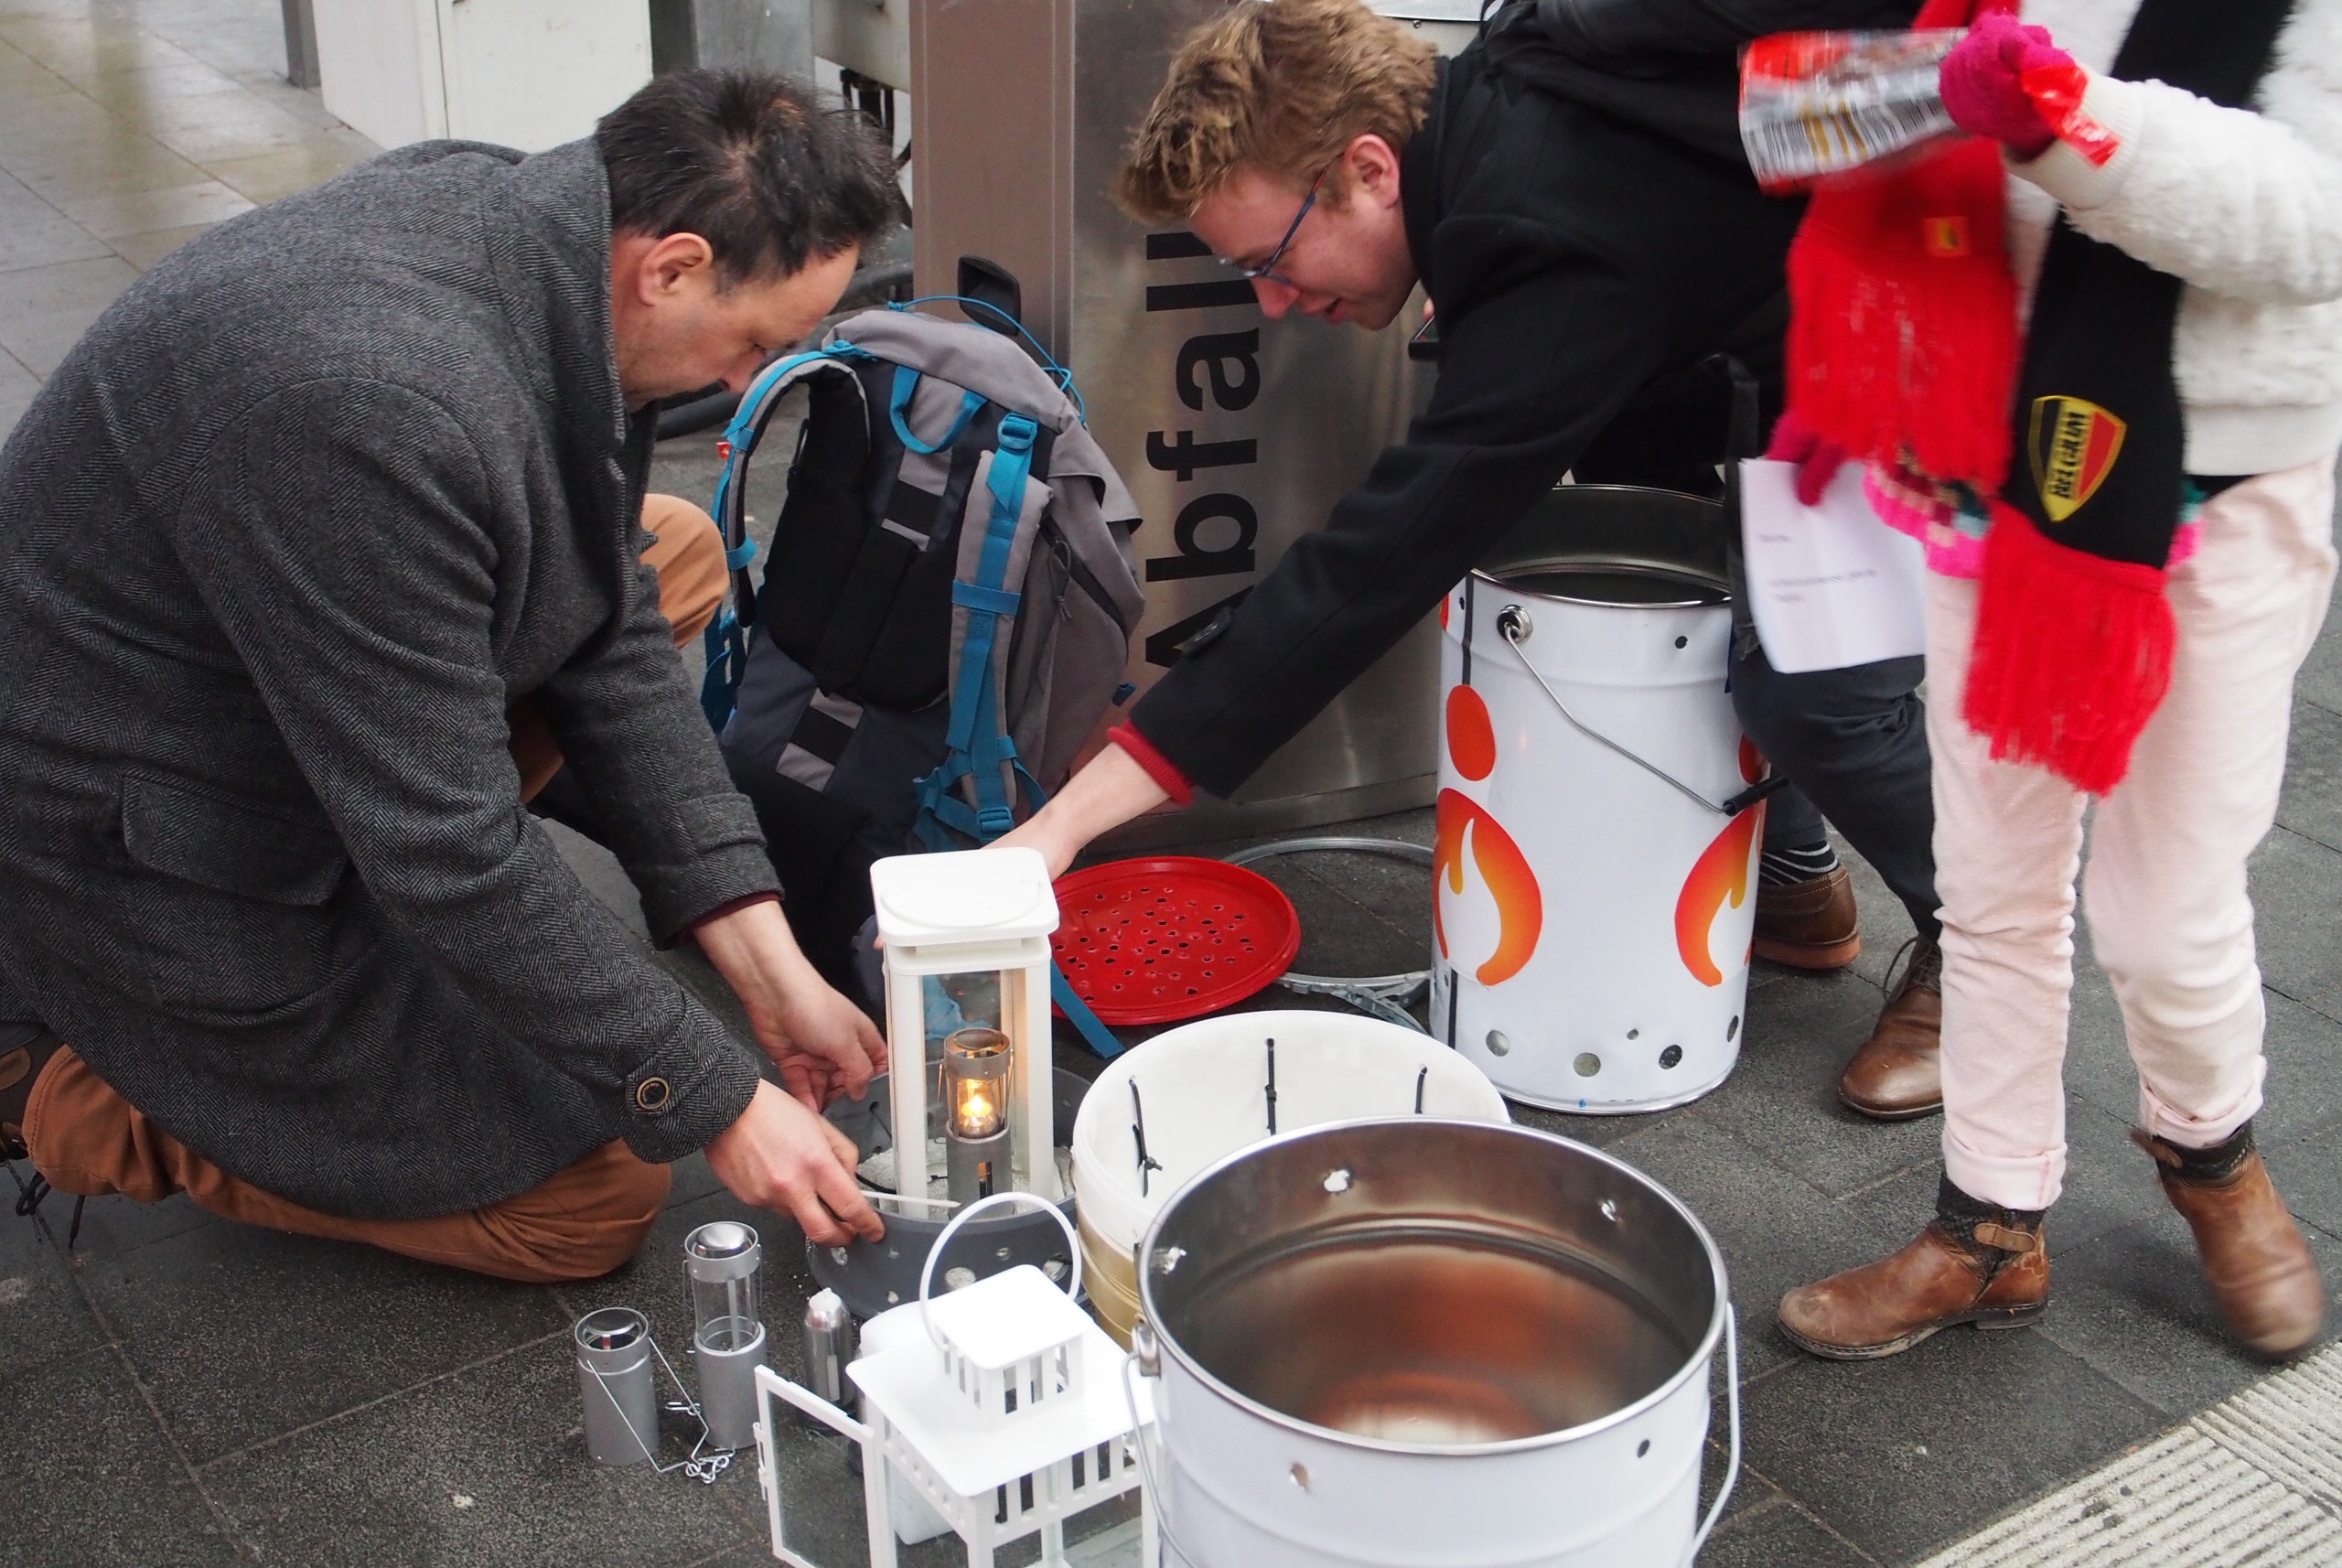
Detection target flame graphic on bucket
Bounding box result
[1434,789,1542,986]
[1671,740,1766,987]
[1446,684,1498,782]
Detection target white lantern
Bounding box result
[754,1196,1155,1568]
[869,848,1063,1203]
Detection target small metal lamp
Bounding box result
[685,1220,767,1450]
[942,1026,1013,1203]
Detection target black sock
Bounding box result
[2164,1122,2256,1183]
[1933,1173,2045,1245]
[1759,840,1841,886]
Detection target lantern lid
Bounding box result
[849,1311,1149,1496]
[871,848,1059,948]
[923,1264,1090,1370]
[684,1220,762,1281]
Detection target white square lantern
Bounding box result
[869,848,1064,1204]
[928,1261,1090,1421]
[754,1199,1155,1568]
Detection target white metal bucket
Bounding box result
[1071,1011,1509,1345]
[1129,1121,1740,1568]
[1429,488,1767,1112]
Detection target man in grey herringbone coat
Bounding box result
[0,73,903,1280]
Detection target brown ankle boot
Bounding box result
[1839,938,1942,1121]
[2133,1126,2326,1359]
[1778,1177,2047,1359]
[1754,865,1861,971]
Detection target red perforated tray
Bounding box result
[1050,856,1302,1026]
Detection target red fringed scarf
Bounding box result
[1784,0,2292,794]
[1785,3,2019,496]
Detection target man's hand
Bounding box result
[992,743,1170,877]
[704,1080,885,1245]
[694,899,886,1110]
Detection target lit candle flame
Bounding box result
[953,1079,1002,1138]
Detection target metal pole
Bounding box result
[278,0,319,89]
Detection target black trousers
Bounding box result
[529,750,882,1007]
[1734,636,1940,940]
[1574,351,1939,942]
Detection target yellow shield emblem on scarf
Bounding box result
[2027,396,2127,522]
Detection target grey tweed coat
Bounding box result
[0,139,780,1219]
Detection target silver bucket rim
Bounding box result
[1465,483,1729,610]
[1465,564,1724,612]
[1135,1116,1730,1458]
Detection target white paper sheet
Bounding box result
[1738,457,1928,674]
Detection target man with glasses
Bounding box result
[1004,0,1947,1103]
[1226,170,1323,293]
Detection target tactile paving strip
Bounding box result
[1916,1342,2342,1567]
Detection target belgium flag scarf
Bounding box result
[1784,0,2294,793]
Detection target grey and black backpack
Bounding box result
[700,305,1144,860]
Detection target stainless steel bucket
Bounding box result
[1133,1121,1740,1567]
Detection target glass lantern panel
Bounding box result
[918,970,1014,1118]
[942,1027,1011,1139]
[692,1269,759,1353]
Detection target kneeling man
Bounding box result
[0,72,901,1280]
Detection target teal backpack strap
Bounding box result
[904,411,1125,1058]
[1050,964,1125,1059]
[913,412,1037,843]
[888,364,986,456]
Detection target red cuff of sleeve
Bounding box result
[687,891,781,933]
[1108,724,1194,807]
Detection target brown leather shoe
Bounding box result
[1754,865,1860,970]
[1779,1211,2047,1360]
[1839,938,1942,1121]
[2134,1130,2326,1359]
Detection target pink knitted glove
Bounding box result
[1767,411,1848,508]
[1939,11,2067,160]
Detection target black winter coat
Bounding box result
[1126,0,1915,796]
[0,141,780,1218]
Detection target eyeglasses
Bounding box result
[1218,170,1326,289]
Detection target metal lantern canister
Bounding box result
[574,1306,660,1466]
[685,1221,767,1451]
[942,1026,1013,1203]
[868,848,1063,1207]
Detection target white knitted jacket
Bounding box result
[2010,0,2342,474]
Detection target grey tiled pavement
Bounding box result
[5,3,2342,1564]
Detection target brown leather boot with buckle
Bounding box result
[2133,1124,2326,1359]
[1839,937,1942,1121]
[1754,865,1861,971]
[1778,1176,2047,1359]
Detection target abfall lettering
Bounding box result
[1143,232,1265,661]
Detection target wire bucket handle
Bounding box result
[916,1189,1083,1352]
[1681,1303,1743,1567]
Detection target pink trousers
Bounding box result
[1928,454,2338,1211]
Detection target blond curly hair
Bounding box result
[1118,0,1436,224]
